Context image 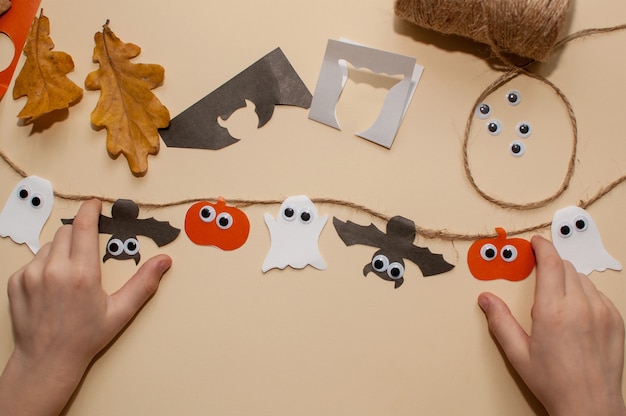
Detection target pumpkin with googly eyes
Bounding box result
[467,228,535,281]
[184,197,250,250]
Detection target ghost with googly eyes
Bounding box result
[262,195,327,272]
[551,206,621,275]
[0,176,53,254]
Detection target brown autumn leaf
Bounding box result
[12,11,83,123]
[85,21,170,177]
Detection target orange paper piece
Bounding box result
[467,228,535,281]
[12,11,82,122]
[85,21,170,177]
[0,0,41,100]
[184,198,250,251]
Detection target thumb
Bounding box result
[478,292,530,370]
[107,254,172,332]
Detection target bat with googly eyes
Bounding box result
[333,216,455,288]
[62,199,180,264]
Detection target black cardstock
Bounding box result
[333,216,455,288]
[62,199,180,264]
[159,47,313,150]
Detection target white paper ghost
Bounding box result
[551,206,621,275]
[262,195,328,272]
[0,176,54,254]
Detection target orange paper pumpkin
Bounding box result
[184,197,250,250]
[467,228,535,281]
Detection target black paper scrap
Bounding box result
[159,47,312,150]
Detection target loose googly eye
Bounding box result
[486,119,502,136]
[199,205,216,223]
[372,254,389,272]
[387,262,405,280]
[475,103,492,119]
[124,238,140,255]
[216,212,233,230]
[506,90,521,106]
[107,238,124,256]
[573,215,588,232]
[500,245,518,262]
[30,193,43,209]
[558,222,573,238]
[509,140,526,157]
[282,205,296,221]
[480,244,498,261]
[299,208,313,224]
[516,122,532,138]
[17,186,29,200]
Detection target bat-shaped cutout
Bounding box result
[333,216,454,288]
[159,47,312,150]
[62,199,180,264]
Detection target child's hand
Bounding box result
[479,235,626,416]
[0,199,172,416]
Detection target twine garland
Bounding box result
[1,16,625,242]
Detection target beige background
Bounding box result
[1,0,626,414]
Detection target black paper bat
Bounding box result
[333,216,455,288]
[159,47,312,150]
[62,199,180,264]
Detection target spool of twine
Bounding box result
[394,0,571,63]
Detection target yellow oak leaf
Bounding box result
[85,21,170,177]
[12,11,83,123]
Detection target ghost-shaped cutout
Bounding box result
[0,176,53,253]
[262,195,327,272]
[551,206,622,275]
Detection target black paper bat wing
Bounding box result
[333,217,389,248]
[130,217,180,247]
[398,244,455,277]
[62,215,180,247]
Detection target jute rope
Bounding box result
[394,0,571,63]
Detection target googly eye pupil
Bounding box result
[486,119,502,136]
[480,244,498,261]
[18,188,28,199]
[501,245,518,262]
[506,90,521,105]
[510,140,526,157]
[560,225,572,237]
[31,196,41,207]
[519,124,529,134]
[123,238,140,255]
[300,212,311,222]
[107,238,124,256]
[372,254,389,272]
[216,213,233,230]
[198,205,217,223]
[284,207,294,218]
[475,103,492,120]
[386,262,405,280]
[575,219,587,230]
